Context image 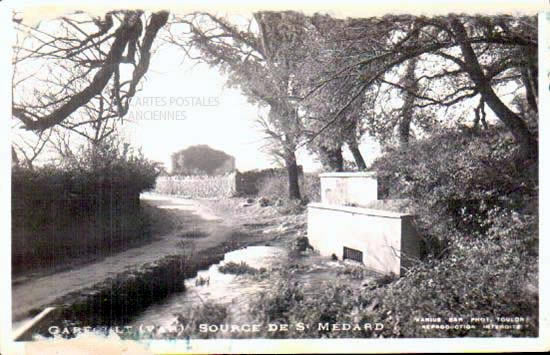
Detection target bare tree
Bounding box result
[11,128,53,169]
[12,9,169,132]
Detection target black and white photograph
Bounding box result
[1,0,548,353]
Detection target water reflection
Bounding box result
[130,246,287,328]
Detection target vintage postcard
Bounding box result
[1,0,549,353]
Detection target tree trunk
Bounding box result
[398,115,412,146]
[343,117,367,170]
[450,18,538,160]
[318,144,343,172]
[285,151,301,200]
[11,146,19,166]
[347,142,367,170]
[521,65,538,113]
[399,57,419,147]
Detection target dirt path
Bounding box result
[11,193,248,323]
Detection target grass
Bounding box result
[218,261,260,275]
[257,173,321,209]
[169,302,229,339]
[127,301,230,340]
[336,264,369,280]
[179,230,209,239]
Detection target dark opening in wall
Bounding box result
[343,246,363,263]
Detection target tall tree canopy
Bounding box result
[301,14,538,159]
[11,10,538,175]
[167,11,311,199]
[171,145,235,176]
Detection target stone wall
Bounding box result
[307,171,421,276]
[155,167,304,198]
[319,172,377,206]
[155,172,238,198]
[235,167,303,196]
[307,203,420,275]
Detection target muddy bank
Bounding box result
[13,196,275,316]
[17,229,267,341]
[13,194,304,340]
[129,246,288,331]
[129,246,382,340]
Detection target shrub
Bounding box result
[218,261,260,275]
[256,172,320,214]
[360,126,539,337]
[370,126,538,254]
[59,136,161,193]
[302,173,321,202]
[246,126,538,338]
[364,231,538,337]
[257,174,288,199]
[249,279,305,337]
[337,264,372,281]
[246,226,537,338]
[11,138,162,273]
[171,302,229,339]
[249,278,369,338]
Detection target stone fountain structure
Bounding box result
[307,172,421,276]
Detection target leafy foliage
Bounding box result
[169,11,313,199]
[246,127,538,338]
[171,145,235,176]
[299,14,538,158]
[364,223,538,337]
[12,139,162,272]
[371,126,537,254]
[218,261,260,275]
[13,137,161,216]
[173,302,229,339]
[258,173,320,203]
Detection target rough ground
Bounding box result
[12,192,303,324]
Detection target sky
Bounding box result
[121,40,379,173]
[8,3,544,176]
[10,10,382,174]
[122,45,282,172]
[11,9,523,175]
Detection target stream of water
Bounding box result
[129,245,288,330]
